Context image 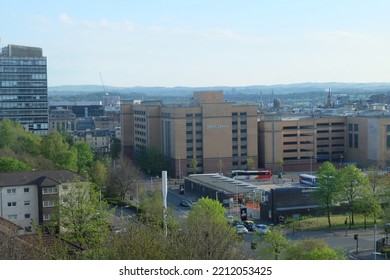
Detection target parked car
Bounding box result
[236,224,249,235]
[179,200,193,207]
[243,220,255,231]
[226,215,235,224]
[254,224,269,234]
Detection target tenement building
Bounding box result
[0,44,48,135]
[121,91,258,178]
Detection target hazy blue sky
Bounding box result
[1,0,390,87]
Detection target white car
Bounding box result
[254,224,269,234]
[236,224,249,235]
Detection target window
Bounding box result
[348,123,353,131]
[7,188,16,194]
[24,201,31,206]
[7,202,17,207]
[387,125,390,133]
[43,214,51,221]
[354,134,359,148]
[349,133,353,148]
[42,187,58,194]
[354,124,359,131]
[8,215,17,221]
[24,187,30,193]
[387,135,390,148]
[25,213,31,219]
[43,200,55,207]
[25,226,32,232]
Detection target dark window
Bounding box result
[354,124,359,131]
[354,134,359,148]
[348,123,353,131]
[387,125,390,132]
[387,135,390,148]
[349,133,353,148]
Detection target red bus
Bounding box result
[230,170,272,180]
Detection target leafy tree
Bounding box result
[284,239,347,260]
[51,182,113,252]
[41,131,77,171]
[108,154,143,201]
[0,119,16,148]
[247,156,256,170]
[73,141,94,173]
[259,228,289,260]
[315,161,339,227]
[355,191,383,229]
[337,164,370,226]
[138,146,165,176]
[0,157,30,172]
[191,158,198,174]
[90,160,108,191]
[174,198,246,259]
[14,133,42,156]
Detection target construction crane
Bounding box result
[99,72,109,96]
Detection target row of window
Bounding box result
[0,58,46,66]
[7,213,31,220]
[6,200,54,207]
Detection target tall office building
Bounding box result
[0,44,48,135]
[121,91,258,178]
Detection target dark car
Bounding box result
[179,200,193,207]
[243,220,255,231]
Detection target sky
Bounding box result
[1,0,390,87]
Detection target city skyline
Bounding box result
[2,0,390,87]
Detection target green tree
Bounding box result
[90,160,108,191]
[14,133,42,156]
[175,198,246,259]
[259,228,289,260]
[41,131,77,171]
[0,157,30,172]
[337,164,370,226]
[51,182,113,252]
[0,119,15,148]
[355,191,383,229]
[191,158,198,174]
[284,239,347,260]
[315,161,339,227]
[73,141,94,173]
[247,156,256,170]
[138,146,165,176]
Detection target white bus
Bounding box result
[299,174,317,187]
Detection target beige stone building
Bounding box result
[258,115,347,172]
[345,116,390,168]
[121,91,258,178]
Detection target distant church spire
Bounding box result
[327,88,333,107]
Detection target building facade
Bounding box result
[258,115,347,172]
[346,116,390,169]
[0,170,86,234]
[121,91,258,178]
[0,44,48,135]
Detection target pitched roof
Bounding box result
[0,170,86,187]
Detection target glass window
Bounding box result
[354,124,358,131]
[348,133,353,148]
[354,134,359,148]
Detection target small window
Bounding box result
[25,213,31,219]
[24,188,30,193]
[8,215,17,221]
[43,214,51,221]
[24,200,31,206]
[7,202,17,207]
[7,188,16,194]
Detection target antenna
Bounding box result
[99,72,108,96]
